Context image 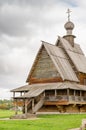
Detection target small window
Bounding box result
[84,78,86,85]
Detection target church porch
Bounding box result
[11,82,86,114]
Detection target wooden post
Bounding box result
[32,98,34,113]
[74,90,76,101]
[25,99,28,114]
[55,90,57,97]
[22,99,24,114]
[67,89,69,101]
[13,92,15,98]
[20,92,22,96]
[14,99,18,115]
[80,91,82,101]
[43,91,45,97]
[57,90,58,95]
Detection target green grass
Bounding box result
[0,110,86,130]
[0,109,15,118]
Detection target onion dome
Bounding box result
[64,21,74,30]
[64,21,75,35]
[63,9,75,47]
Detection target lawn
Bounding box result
[0,110,86,130]
[0,109,15,118]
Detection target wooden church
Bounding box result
[11,10,86,114]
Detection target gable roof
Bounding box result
[59,37,86,73]
[58,36,84,55]
[26,41,79,83]
[43,42,79,82]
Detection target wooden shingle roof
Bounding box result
[67,50,86,73]
[43,42,79,82]
[59,37,86,73]
[59,36,84,54]
[11,82,86,98]
[26,40,79,83]
[11,85,30,92]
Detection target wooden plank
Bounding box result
[44,101,86,105]
[44,101,68,105]
[30,77,63,84]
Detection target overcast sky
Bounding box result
[0,0,86,99]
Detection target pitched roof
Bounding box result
[59,36,84,55]
[67,50,86,73]
[26,41,79,83]
[11,85,30,92]
[43,42,79,82]
[12,82,86,98]
[59,37,86,73]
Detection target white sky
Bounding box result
[0,0,86,99]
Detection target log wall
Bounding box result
[30,47,62,84]
[78,73,86,85]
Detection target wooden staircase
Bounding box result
[33,98,44,113]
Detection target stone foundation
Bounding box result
[10,114,36,119]
[65,105,80,113]
[38,105,58,112]
[38,105,86,113]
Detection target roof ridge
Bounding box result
[42,40,64,50]
[59,37,84,54]
[41,40,54,46]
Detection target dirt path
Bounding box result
[69,128,80,130]
[0,117,39,120]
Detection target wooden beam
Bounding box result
[29,77,63,84]
[44,101,68,105]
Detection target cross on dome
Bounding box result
[66,8,71,21]
[64,9,75,36]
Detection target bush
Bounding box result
[0,99,13,110]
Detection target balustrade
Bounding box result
[45,95,86,102]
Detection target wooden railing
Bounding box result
[45,95,68,101]
[45,95,86,102]
[69,95,86,102]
